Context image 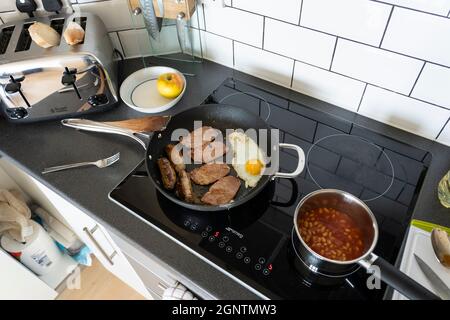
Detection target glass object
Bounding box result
[438,170,450,208]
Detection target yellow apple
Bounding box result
[156,72,184,99]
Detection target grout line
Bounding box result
[448,9,450,17]
[116,32,126,57]
[262,16,266,49]
[356,83,368,112]
[298,0,304,26]
[202,3,207,30]
[329,37,339,70]
[289,60,296,88]
[232,40,235,68]
[379,6,394,48]
[408,61,426,96]
[435,116,450,140]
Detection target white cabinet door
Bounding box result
[31,178,152,299]
[0,249,57,300]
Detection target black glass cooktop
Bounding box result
[110,78,431,299]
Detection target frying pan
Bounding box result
[146,104,305,211]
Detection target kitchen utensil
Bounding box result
[42,152,120,174]
[63,116,171,133]
[414,253,450,299]
[292,189,440,300]
[16,0,37,17]
[438,170,450,208]
[0,13,118,123]
[139,0,161,40]
[431,228,450,268]
[120,66,186,114]
[145,104,305,211]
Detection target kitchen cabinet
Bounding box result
[0,159,152,300]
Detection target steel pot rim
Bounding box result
[293,189,379,266]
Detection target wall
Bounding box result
[1,0,450,147]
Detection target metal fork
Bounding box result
[42,153,120,175]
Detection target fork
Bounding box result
[42,153,120,174]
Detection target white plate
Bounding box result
[120,66,186,114]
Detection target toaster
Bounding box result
[0,13,119,123]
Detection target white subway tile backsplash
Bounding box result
[382,8,450,67]
[204,5,263,47]
[190,31,234,68]
[234,42,294,87]
[292,61,366,112]
[301,0,392,46]
[77,0,139,32]
[233,0,302,25]
[0,2,16,12]
[437,121,450,146]
[359,86,450,139]
[411,63,450,109]
[374,0,450,16]
[264,18,336,69]
[332,39,423,94]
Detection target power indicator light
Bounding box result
[214,231,220,237]
[268,264,273,271]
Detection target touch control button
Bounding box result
[255,264,262,271]
[258,257,266,264]
[206,226,212,232]
[240,246,247,253]
[208,236,216,242]
[201,231,208,238]
[263,268,270,276]
[222,236,229,242]
[226,246,233,253]
[218,242,225,248]
[236,252,243,259]
[244,257,251,264]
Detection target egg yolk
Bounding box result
[245,159,263,176]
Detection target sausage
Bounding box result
[165,144,185,173]
[157,157,176,190]
[175,170,195,203]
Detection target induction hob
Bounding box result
[110,78,431,299]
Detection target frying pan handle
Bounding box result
[273,143,305,179]
[360,253,440,300]
[61,119,147,150]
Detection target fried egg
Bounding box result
[228,131,266,188]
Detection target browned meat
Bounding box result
[157,157,177,190]
[201,176,241,206]
[180,126,219,149]
[190,163,230,185]
[165,144,185,173]
[175,170,195,203]
[191,141,229,163]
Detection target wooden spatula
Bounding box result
[102,116,171,133]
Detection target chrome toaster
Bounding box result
[0,13,119,123]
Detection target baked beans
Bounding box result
[298,207,364,261]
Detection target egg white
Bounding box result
[228,131,266,188]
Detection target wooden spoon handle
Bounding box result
[102,116,171,133]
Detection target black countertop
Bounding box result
[1,56,449,299]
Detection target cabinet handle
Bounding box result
[83,225,117,266]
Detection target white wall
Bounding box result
[1,0,450,146]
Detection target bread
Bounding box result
[28,22,61,48]
[63,21,85,46]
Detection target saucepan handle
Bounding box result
[359,253,440,300]
[273,143,305,179]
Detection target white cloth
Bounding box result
[162,283,198,300]
[0,189,33,242]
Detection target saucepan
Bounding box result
[292,189,440,300]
